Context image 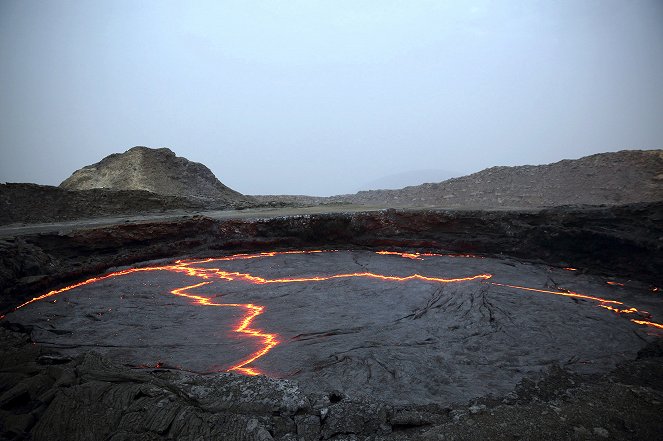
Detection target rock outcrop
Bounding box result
[257,150,663,208]
[1,322,662,440]
[60,146,255,206]
[343,149,663,207]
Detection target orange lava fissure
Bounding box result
[4,250,662,376]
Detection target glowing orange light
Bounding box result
[376,251,482,260]
[491,282,663,330]
[598,305,638,314]
[178,250,328,265]
[607,281,625,287]
[377,251,424,260]
[12,265,178,311]
[247,272,492,285]
[7,252,490,376]
[4,250,662,376]
[563,267,578,271]
[631,320,663,330]
[170,282,278,375]
[490,282,623,304]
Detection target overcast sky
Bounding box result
[1,0,662,196]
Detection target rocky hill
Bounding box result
[2,147,258,225]
[333,149,663,208]
[60,146,255,206]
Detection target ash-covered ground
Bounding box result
[6,251,661,408]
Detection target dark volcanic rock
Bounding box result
[1,202,662,314]
[1,326,662,440]
[0,183,209,225]
[0,203,662,440]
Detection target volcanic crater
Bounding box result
[1,147,662,440]
[5,248,662,408]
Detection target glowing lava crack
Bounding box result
[3,250,662,376]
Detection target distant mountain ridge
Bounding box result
[357,169,460,191]
[253,149,663,208]
[338,149,663,208]
[60,146,255,206]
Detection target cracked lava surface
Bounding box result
[3,250,663,405]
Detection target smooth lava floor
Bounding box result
[4,250,662,405]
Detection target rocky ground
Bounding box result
[0,203,662,440]
[0,184,216,225]
[0,147,260,225]
[255,150,663,209]
[1,316,662,440]
[250,195,351,208]
[2,147,662,439]
[4,251,662,405]
[2,203,661,311]
[5,149,662,226]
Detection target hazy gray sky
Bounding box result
[1,0,662,196]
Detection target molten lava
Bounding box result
[169,281,278,376]
[631,320,663,330]
[4,250,662,376]
[376,251,482,260]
